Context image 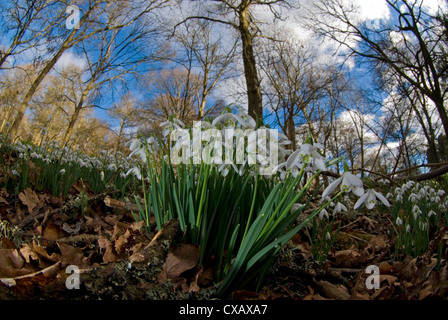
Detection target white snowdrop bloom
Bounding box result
[428,210,436,217]
[212,113,239,128]
[419,221,428,231]
[60,169,66,175]
[412,205,422,219]
[430,196,441,203]
[100,171,105,181]
[333,202,348,214]
[160,118,184,137]
[394,187,402,194]
[286,143,326,173]
[406,180,415,188]
[419,188,427,197]
[406,224,411,233]
[437,190,445,197]
[319,208,330,219]
[386,192,393,199]
[218,162,238,177]
[408,193,419,202]
[126,167,142,180]
[233,112,257,129]
[354,189,391,210]
[326,232,332,241]
[396,217,403,226]
[321,172,364,201]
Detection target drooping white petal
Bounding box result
[352,185,365,197]
[374,190,391,207]
[313,157,327,171]
[354,191,369,210]
[365,190,377,210]
[321,177,342,201]
[343,172,364,187]
[286,150,301,169]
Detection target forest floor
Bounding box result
[1,183,447,301]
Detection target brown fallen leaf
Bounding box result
[158,243,200,285]
[1,238,17,249]
[115,229,132,255]
[32,240,58,265]
[42,223,62,241]
[378,261,395,274]
[18,188,41,213]
[98,236,119,263]
[0,249,26,278]
[56,242,86,267]
[334,249,361,268]
[317,280,351,300]
[19,244,40,264]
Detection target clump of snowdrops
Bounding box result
[127,109,389,297]
[0,134,139,196]
[389,180,447,258]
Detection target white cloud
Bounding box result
[55,50,86,71]
[420,0,448,15]
[349,0,391,21]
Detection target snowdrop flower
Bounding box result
[160,118,184,137]
[235,112,257,129]
[386,192,393,199]
[333,202,348,214]
[326,232,332,241]
[218,162,238,177]
[437,190,445,197]
[321,172,364,201]
[408,193,419,202]
[126,167,142,180]
[396,217,403,226]
[354,189,390,210]
[419,221,428,231]
[212,113,238,128]
[319,208,330,219]
[406,224,411,233]
[412,205,422,219]
[60,169,66,175]
[286,143,326,172]
[428,210,436,217]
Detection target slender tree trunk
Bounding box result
[62,89,89,145]
[114,122,125,153]
[286,111,296,149]
[238,7,263,121]
[0,105,13,133]
[8,29,78,140]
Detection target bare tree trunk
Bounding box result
[8,29,78,140]
[0,105,13,133]
[239,6,263,121]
